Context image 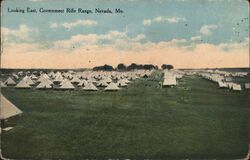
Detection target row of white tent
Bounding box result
[1,70,154,91]
[198,72,249,91]
[204,69,248,77]
[6,70,152,80]
[183,69,249,78]
[1,77,126,91]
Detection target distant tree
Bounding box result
[93,64,114,71]
[126,63,158,70]
[143,64,155,70]
[161,64,166,70]
[127,63,138,70]
[116,63,127,71]
[103,64,114,71]
[138,64,144,69]
[161,64,174,70]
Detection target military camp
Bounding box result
[0,67,249,159]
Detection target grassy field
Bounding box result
[1,75,249,159]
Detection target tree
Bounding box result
[143,64,155,70]
[127,63,138,70]
[103,64,114,71]
[161,64,174,70]
[93,64,114,71]
[126,63,158,70]
[116,63,127,71]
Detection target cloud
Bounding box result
[200,24,218,36]
[143,16,186,26]
[133,34,146,41]
[170,38,187,43]
[2,39,248,69]
[53,30,145,49]
[190,36,201,41]
[50,19,98,29]
[2,36,248,69]
[2,42,43,55]
[1,24,36,41]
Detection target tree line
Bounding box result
[93,63,174,71]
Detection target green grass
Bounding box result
[1,75,249,159]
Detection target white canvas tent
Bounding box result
[162,77,177,87]
[87,77,97,83]
[59,79,68,86]
[53,74,64,83]
[232,84,242,91]
[4,77,16,85]
[245,83,250,89]
[30,74,38,80]
[37,73,50,82]
[123,78,131,84]
[0,81,7,87]
[12,73,19,79]
[224,76,233,82]
[78,80,88,87]
[218,81,228,88]
[40,79,53,85]
[71,76,81,83]
[15,80,31,89]
[102,77,112,83]
[117,79,128,87]
[96,80,109,87]
[226,82,234,89]
[58,80,75,90]
[23,76,35,86]
[36,82,52,89]
[0,94,23,120]
[104,82,120,91]
[83,82,98,91]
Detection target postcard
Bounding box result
[0,0,249,159]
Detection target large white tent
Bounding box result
[96,80,109,87]
[232,84,242,91]
[37,73,50,82]
[12,73,19,79]
[77,80,88,87]
[22,76,35,86]
[71,76,81,84]
[104,82,120,91]
[245,83,250,89]
[0,81,7,87]
[58,80,75,90]
[218,81,228,88]
[0,94,23,120]
[15,80,31,89]
[59,79,69,86]
[53,74,64,83]
[4,77,16,86]
[163,78,177,87]
[117,79,128,87]
[36,81,52,89]
[82,82,98,91]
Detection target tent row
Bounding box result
[1,70,154,91]
[198,73,248,91]
[197,69,248,77]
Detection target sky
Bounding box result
[1,0,249,69]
